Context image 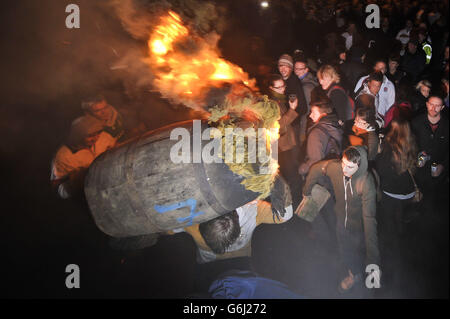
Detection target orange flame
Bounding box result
[147,11,256,109]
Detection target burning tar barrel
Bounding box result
[84,120,264,237]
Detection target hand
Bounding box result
[288,98,298,110]
[432,164,445,177]
[270,175,292,222]
[298,163,308,175]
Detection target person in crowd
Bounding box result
[384,82,414,127]
[411,80,432,115]
[340,46,367,93]
[344,106,379,163]
[82,95,125,141]
[170,176,293,292]
[396,19,414,55]
[318,33,346,65]
[418,27,433,65]
[401,38,427,83]
[411,94,449,208]
[317,64,353,125]
[298,97,342,176]
[385,55,405,88]
[375,118,418,288]
[341,21,362,52]
[267,74,302,209]
[303,146,380,293]
[277,54,308,119]
[50,116,117,199]
[294,57,319,145]
[354,71,385,128]
[354,61,396,126]
[277,53,308,159]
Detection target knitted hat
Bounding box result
[278,54,293,68]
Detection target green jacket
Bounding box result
[303,146,380,266]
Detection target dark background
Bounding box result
[0,0,447,299]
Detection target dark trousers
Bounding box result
[278,147,303,210]
[311,198,337,248]
[336,225,365,277]
[378,193,413,287]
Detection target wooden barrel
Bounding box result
[84,120,260,237]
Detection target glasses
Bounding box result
[427,102,443,108]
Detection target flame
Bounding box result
[147,11,256,109]
[265,121,280,150]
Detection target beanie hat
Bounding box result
[278,54,293,68]
[67,115,104,148]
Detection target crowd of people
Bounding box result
[249,0,449,295]
[49,0,448,298]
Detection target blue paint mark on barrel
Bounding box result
[154,198,205,226]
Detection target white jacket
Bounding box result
[354,74,395,117]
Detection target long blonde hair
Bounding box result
[385,118,418,174]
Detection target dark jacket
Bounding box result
[325,83,353,123]
[410,91,427,116]
[340,61,367,93]
[411,114,449,175]
[385,69,405,88]
[298,71,319,110]
[401,50,427,82]
[303,146,380,267]
[375,143,415,195]
[299,113,343,175]
[285,72,308,117]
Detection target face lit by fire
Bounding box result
[270,79,286,95]
[309,106,323,123]
[419,85,431,98]
[368,80,382,96]
[341,156,359,177]
[426,97,444,117]
[88,101,112,122]
[294,62,308,78]
[278,63,292,79]
[319,74,333,90]
[374,62,387,74]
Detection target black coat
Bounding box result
[375,143,415,195]
[285,72,308,117]
[411,114,449,178]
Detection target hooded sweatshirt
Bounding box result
[303,146,380,267]
[299,113,343,174]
